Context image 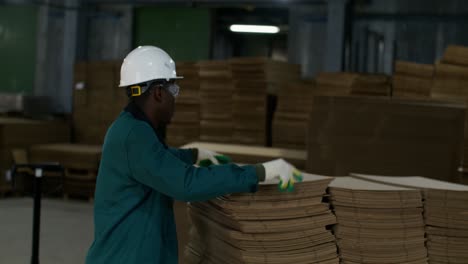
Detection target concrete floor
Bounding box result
[0,198,94,264]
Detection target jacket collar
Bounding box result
[124,101,167,147]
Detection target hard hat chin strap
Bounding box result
[127,80,162,97]
[127,79,177,98]
[130,85,143,97]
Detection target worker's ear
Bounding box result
[152,86,163,102]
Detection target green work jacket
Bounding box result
[85,103,260,264]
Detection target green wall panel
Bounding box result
[134,7,211,61]
[0,5,37,94]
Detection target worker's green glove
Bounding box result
[196,148,232,167]
[262,159,303,192]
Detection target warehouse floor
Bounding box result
[0,198,94,264]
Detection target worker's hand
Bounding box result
[196,148,232,167]
[262,159,303,192]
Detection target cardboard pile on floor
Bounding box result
[351,174,468,264]
[316,72,390,96]
[431,45,468,169]
[166,62,200,147]
[73,61,128,145]
[315,72,357,94]
[229,58,301,146]
[29,144,102,200]
[0,117,70,195]
[431,63,468,100]
[350,74,391,96]
[440,45,468,66]
[273,74,360,150]
[197,60,234,143]
[328,176,427,264]
[307,95,465,183]
[184,173,338,264]
[272,81,315,149]
[393,61,434,98]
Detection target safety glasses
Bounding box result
[128,80,180,98]
[160,83,180,98]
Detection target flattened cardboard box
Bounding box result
[441,45,468,66]
[350,174,468,263]
[29,143,102,170]
[307,96,465,183]
[329,177,427,264]
[185,173,338,264]
[394,60,434,78]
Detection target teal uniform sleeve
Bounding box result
[126,123,259,202]
[168,147,196,164]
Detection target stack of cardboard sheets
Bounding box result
[440,45,468,66]
[393,61,434,98]
[272,81,315,149]
[306,95,465,182]
[351,174,468,264]
[273,74,361,150]
[197,60,234,143]
[0,117,70,194]
[185,173,338,264]
[328,177,427,264]
[29,143,102,199]
[430,45,468,169]
[431,63,468,100]
[73,61,128,145]
[350,74,391,96]
[229,58,301,146]
[315,72,357,94]
[166,62,200,147]
[316,72,390,97]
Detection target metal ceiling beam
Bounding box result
[83,0,326,7]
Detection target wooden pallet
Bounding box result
[63,168,96,202]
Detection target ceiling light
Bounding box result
[229,24,280,34]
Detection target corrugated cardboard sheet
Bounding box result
[306,96,465,183]
[350,174,468,263]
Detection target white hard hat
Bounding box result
[119,46,183,87]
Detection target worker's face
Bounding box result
[162,87,176,123]
[155,86,175,125]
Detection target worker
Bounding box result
[85,46,302,264]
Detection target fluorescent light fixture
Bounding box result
[230,24,280,34]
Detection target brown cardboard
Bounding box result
[181,141,307,169]
[394,61,435,78]
[29,143,102,170]
[350,74,391,96]
[166,124,199,147]
[174,201,190,264]
[329,177,427,264]
[273,82,315,149]
[73,62,88,107]
[316,72,357,88]
[441,45,468,66]
[434,62,468,80]
[72,61,127,145]
[392,75,432,98]
[431,61,468,168]
[166,62,201,146]
[185,172,338,264]
[350,174,468,263]
[307,96,465,183]
[0,118,70,147]
[229,58,300,146]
